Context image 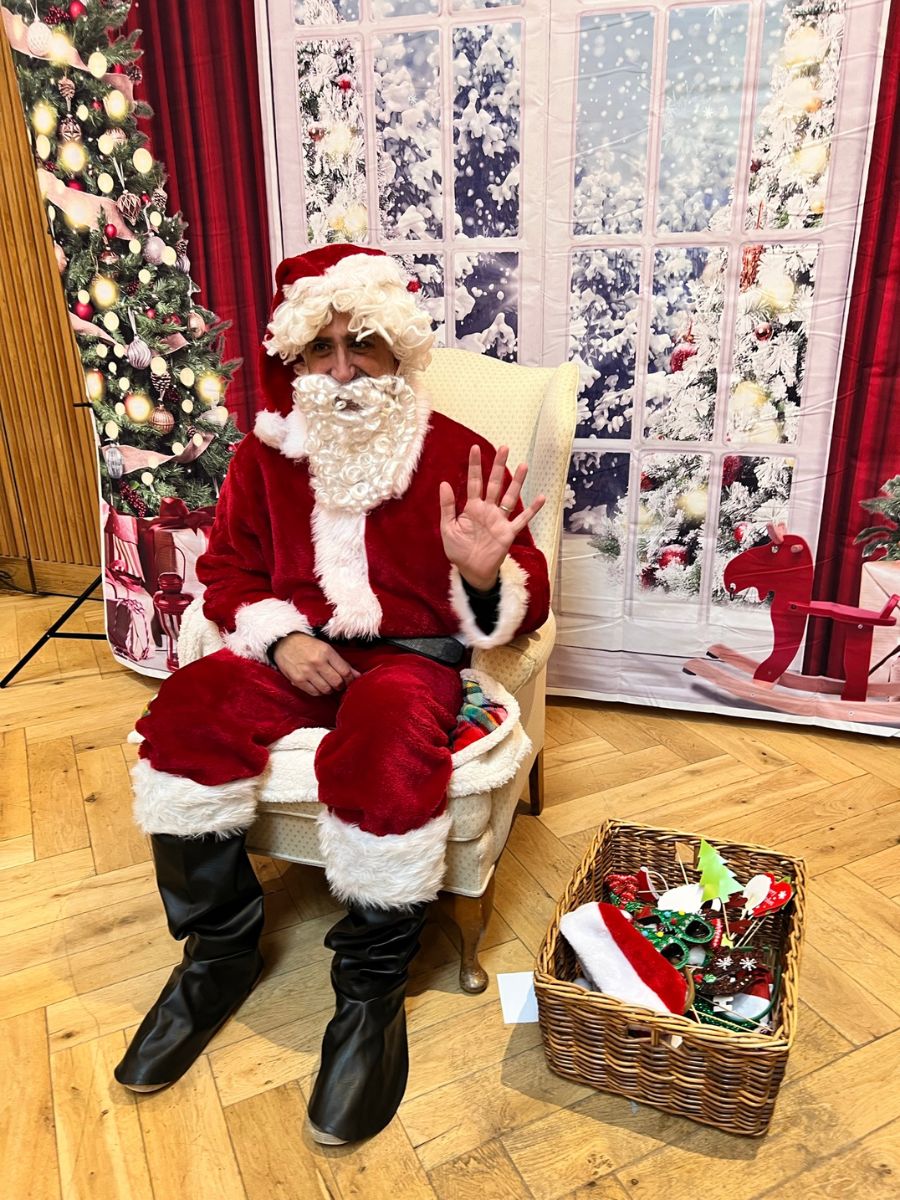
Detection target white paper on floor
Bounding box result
[496,971,539,1024]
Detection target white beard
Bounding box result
[292,373,423,513]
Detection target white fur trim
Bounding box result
[261,727,329,803]
[253,408,308,459]
[449,556,530,650]
[312,507,383,638]
[223,596,314,663]
[177,595,226,667]
[558,903,678,1016]
[317,808,452,908]
[132,758,258,837]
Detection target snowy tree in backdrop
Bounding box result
[571,0,842,599]
[297,32,368,244]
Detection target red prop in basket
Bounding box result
[751,876,793,918]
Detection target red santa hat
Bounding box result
[559,901,689,1016]
[258,245,434,415]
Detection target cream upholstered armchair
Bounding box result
[180,348,577,992]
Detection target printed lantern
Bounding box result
[153,572,194,671]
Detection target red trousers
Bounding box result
[135,645,463,837]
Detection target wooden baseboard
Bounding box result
[0,555,35,593]
[31,560,101,598]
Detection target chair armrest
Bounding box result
[470,609,557,695]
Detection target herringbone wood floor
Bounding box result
[1,589,898,1200]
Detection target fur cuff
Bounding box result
[449,556,530,650]
[317,808,452,908]
[223,596,313,662]
[132,758,258,837]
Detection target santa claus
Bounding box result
[114,245,550,1145]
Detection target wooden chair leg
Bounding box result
[450,875,495,994]
[528,748,545,816]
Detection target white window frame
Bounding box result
[544,0,889,659]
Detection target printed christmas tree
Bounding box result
[582,0,843,600]
[6,0,242,518]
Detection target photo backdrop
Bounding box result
[261,0,899,735]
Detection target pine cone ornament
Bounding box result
[151,186,167,210]
[150,363,172,392]
[109,127,128,146]
[59,115,81,142]
[125,63,143,82]
[117,192,142,223]
[124,279,140,296]
[175,238,188,255]
[57,75,76,103]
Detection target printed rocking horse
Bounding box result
[684,523,900,724]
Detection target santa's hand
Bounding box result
[439,444,545,591]
[272,632,359,696]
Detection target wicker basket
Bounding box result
[534,819,807,1138]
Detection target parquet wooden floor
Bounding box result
[1,589,898,1200]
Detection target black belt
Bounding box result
[318,630,466,666]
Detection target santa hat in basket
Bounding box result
[559,901,689,1016]
[258,245,434,416]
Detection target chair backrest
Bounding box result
[421,349,578,577]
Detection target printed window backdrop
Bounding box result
[265,0,894,732]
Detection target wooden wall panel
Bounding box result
[0,32,101,594]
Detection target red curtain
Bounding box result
[124,0,272,431]
[805,5,900,677]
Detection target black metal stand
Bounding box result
[0,573,105,688]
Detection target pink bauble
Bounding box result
[126,337,152,369]
[145,307,156,319]
[143,236,166,265]
[754,322,774,342]
[74,301,93,319]
[104,222,117,239]
[68,1,87,18]
[67,179,84,191]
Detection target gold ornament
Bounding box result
[75,104,89,122]
[96,345,108,359]
[809,190,826,215]
[141,471,155,486]
[758,270,795,312]
[124,391,153,424]
[128,238,142,254]
[171,441,185,456]
[181,398,194,413]
[90,276,119,310]
[31,101,57,136]
[104,420,120,440]
[782,26,827,68]
[179,368,196,387]
[677,487,709,521]
[132,147,154,173]
[161,246,178,267]
[48,30,72,65]
[77,289,90,304]
[97,132,115,155]
[732,380,768,414]
[97,172,114,194]
[114,402,125,416]
[149,211,162,228]
[103,312,120,332]
[138,269,152,284]
[58,141,88,174]
[792,142,829,179]
[103,89,130,123]
[88,51,109,79]
[35,134,52,160]
[150,356,168,376]
[84,369,105,403]
[195,373,224,406]
[192,432,204,447]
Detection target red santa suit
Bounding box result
[132,380,550,908]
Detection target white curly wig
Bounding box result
[263,252,434,379]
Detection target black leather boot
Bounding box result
[306,902,429,1144]
[114,831,265,1092]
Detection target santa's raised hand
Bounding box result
[439,445,546,592]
